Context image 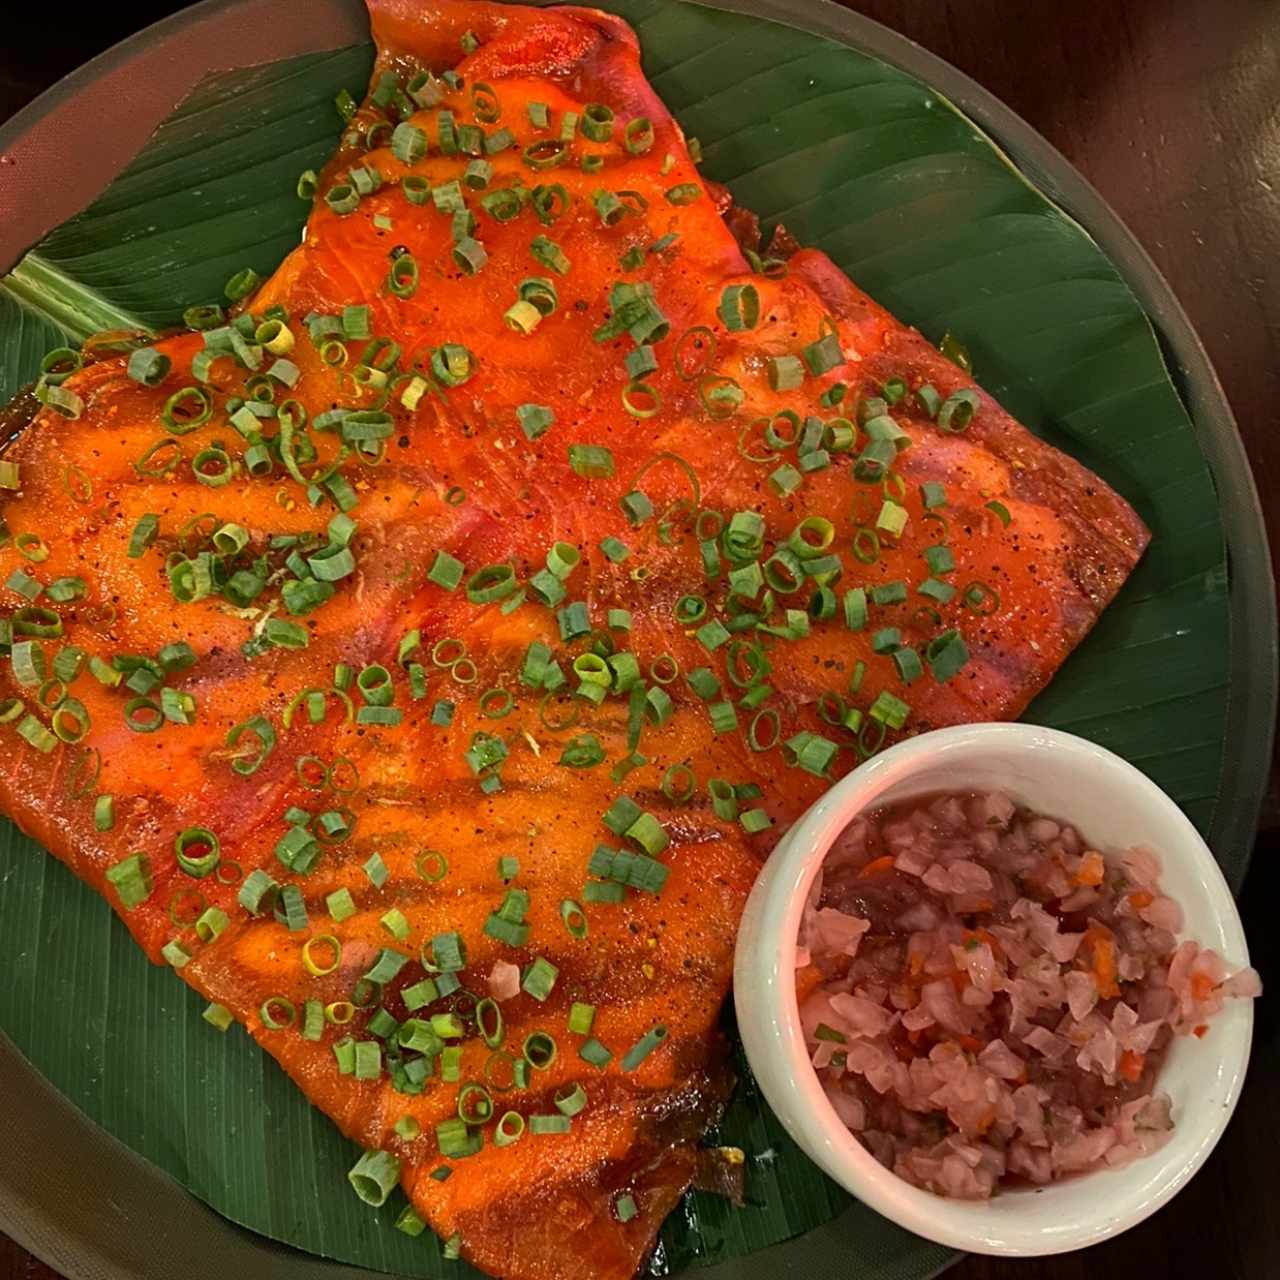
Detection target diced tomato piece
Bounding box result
[857,854,897,878]
[1190,973,1216,1002]
[1084,924,1121,998]
[1076,850,1105,886]
[1118,1050,1144,1082]
[795,963,824,1004]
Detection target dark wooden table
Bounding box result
[1,1,1277,1278]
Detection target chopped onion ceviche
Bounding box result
[798,792,1260,1198]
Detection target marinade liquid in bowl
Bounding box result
[796,791,1261,1198]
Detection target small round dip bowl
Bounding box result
[733,722,1254,1255]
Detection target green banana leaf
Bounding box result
[0,0,1229,1277]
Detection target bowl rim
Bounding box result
[736,721,1254,1256]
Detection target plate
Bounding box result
[0,1,1272,1278]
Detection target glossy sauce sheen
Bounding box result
[0,1,1148,1276]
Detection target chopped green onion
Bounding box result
[428,550,465,591]
[238,868,278,914]
[436,1116,480,1158]
[364,851,389,887]
[517,403,555,440]
[528,1113,571,1136]
[530,235,571,275]
[522,955,559,1001]
[768,355,805,391]
[429,931,466,972]
[126,347,171,387]
[926,628,970,682]
[665,183,701,205]
[554,1082,588,1117]
[695,619,730,651]
[939,332,973,373]
[493,1111,525,1148]
[963,581,1000,615]
[466,563,518,603]
[621,1025,668,1071]
[175,827,221,878]
[986,499,1012,527]
[402,978,439,1011]
[568,444,615,478]
[202,1003,233,1032]
[224,268,261,302]
[802,331,843,375]
[718,283,759,331]
[579,1037,613,1068]
[938,388,980,432]
[106,854,152,908]
[562,1002,597,1041]
[348,1149,401,1207]
[353,1040,382,1080]
[580,102,615,141]
[394,1207,427,1238]
[560,898,588,939]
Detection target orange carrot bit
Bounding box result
[973,926,1003,957]
[1190,972,1216,1002]
[1118,1050,1145,1083]
[1084,924,1121,998]
[795,963,824,1004]
[857,854,897,878]
[956,1034,983,1054]
[1076,850,1105,886]
[1128,890,1154,910]
[1193,1024,1209,1039]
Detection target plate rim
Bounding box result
[0,2,1272,1279]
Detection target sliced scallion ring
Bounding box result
[748,708,781,752]
[522,1031,558,1070]
[457,1082,494,1125]
[161,386,212,434]
[175,827,221,878]
[303,934,342,976]
[494,1110,525,1146]
[621,379,661,419]
[476,997,504,1048]
[560,899,588,939]
[416,850,448,882]
[661,763,696,802]
[259,996,296,1030]
[554,1082,588,1116]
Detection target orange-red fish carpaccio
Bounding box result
[0,2,1148,1277]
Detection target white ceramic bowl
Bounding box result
[733,722,1254,1255]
